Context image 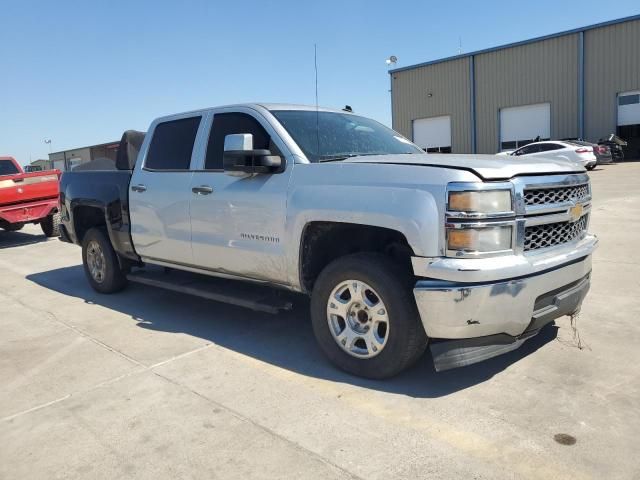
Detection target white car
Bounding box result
[508,141,597,170]
[496,149,515,156]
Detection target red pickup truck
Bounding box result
[0,156,61,236]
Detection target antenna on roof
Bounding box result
[314,44,320,156]
[458,37,462,55]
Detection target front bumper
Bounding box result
[412,235,597,369]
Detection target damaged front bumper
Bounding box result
[412,234,598,371]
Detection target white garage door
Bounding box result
[618,91,640,126]
[500,103,550,151]
[412,116,452,153]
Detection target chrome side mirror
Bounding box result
[223,133,282,175]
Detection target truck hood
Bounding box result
[344,153,585,180]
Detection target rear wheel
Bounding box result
[311,253,427,379]
[41,212,61,237]
[2,223,24,232]
[81,227,128,293]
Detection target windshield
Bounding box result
[271,110,423,162]
[0,160,20,176]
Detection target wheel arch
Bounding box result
[297,221,417,294]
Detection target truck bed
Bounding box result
[0,171,60,207]
[0,156,60,226]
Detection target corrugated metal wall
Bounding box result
[584,19,640,142]
[474,34,579,153]
[391,18,640,155]
[391,57,471,153]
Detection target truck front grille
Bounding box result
[524,215,588,251]
[524,184,590,206]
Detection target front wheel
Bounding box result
[81,227,128,294]
[311,253,427,379]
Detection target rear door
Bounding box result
[189,109,292,285]
[129,114,206,265]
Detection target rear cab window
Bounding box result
[145,117,202,170]
[0,159,20,176]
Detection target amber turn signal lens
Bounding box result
[448,192,474,212]
[447,226,513,253]
[448,190,512,213]
[448,229,475,250]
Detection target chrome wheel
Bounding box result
[326,280,390,358]
[86,240,106,284]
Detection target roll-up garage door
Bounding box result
[617,91,640,159]
[412,116,452,153]
[500,103,550,151]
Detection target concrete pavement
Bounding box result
[1,163,639,479]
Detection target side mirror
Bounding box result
[223,133,282,176]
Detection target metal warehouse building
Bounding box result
[48,140,119,171]
[390,15,640,158]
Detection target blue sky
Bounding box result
[1,0,638,165]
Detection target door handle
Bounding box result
[131,184,147,193]
[192,185,213,195]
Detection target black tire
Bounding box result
[81,227,128,294]
[586,164,595,171]
[3,223,24,232]
[311,252,427,379]
[41,212,61,237]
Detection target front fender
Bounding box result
[285,184,442,289]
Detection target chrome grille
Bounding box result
[524,184,590,206]
[524,215,588,251]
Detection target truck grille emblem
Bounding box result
[568,204,583,223]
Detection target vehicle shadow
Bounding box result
[0,230,50,249]
[27,265,559,399]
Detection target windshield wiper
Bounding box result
[317,154,362,163]
[317,153,389,163]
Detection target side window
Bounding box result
[204,113,277,170]
[145,116,201,170]
[519,144,539,155]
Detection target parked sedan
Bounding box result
[571,140,613,165]
[508,141,597,170]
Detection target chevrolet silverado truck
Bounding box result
[0,156,61,236]
[59,104,597,378]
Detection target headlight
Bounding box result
[447,225,513,254]
[448,190,512,214]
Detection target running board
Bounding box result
[126,266,294,314]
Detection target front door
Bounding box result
[189,110,291,285]
[129,114,204,265]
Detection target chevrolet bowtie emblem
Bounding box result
[569,203,583,222]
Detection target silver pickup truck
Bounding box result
[59,103,597,378]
